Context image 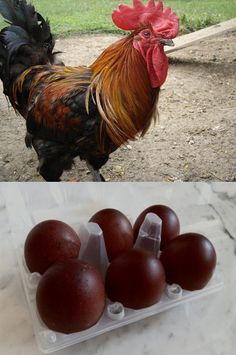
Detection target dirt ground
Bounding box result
[0,32,235,182]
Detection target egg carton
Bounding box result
[14,213,223,353]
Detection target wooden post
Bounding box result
[165,18,236,54]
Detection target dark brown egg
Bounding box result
[89,208,134,261]
[24,220,81,274]
[160,233,217,291]
[105,249,166,309]
[36,259,106,334]
[133,205,180,250]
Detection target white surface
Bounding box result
[0,182,235,355]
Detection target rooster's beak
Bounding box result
[160,38,175,47]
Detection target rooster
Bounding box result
[0,0,179,181]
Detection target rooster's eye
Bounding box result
[143,30,151,38]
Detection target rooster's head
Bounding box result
[112,0,179,87]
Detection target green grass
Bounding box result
[167,0,236,33]
[1,0,236,36]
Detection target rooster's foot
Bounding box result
[86,162,105,182]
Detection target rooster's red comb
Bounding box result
[112,0,179,38]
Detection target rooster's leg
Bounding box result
[86,161,105,182]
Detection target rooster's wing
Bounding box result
[13,65,101,145]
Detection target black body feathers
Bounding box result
[0,0,56,94]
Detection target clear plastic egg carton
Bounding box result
[15,214,223,354]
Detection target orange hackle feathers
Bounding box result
[90,34,159,146]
